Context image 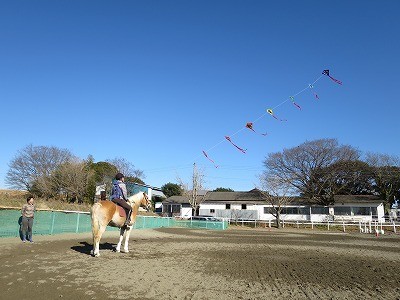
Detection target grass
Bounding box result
[0,189,158,216]
[0,189,92,212]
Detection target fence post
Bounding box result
[50,212,56,235]
[269,219,271,228]
[393,221,397,234]
[342,220,345,232]
[75,213,80,233]
[311,220,313,230]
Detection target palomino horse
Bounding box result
[90,191,152,257]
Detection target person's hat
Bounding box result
[115,173,124,180]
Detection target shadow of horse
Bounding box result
[71,241,116,256]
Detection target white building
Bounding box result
[161,189,385,222]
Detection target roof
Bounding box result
[203,189,268,204]
[162,190,384,206]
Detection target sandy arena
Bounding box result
[0,227,399,300]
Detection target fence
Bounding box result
[0,209,228,238]
[229,218,400,234]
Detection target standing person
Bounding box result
[110,173,132,226]
[21,196,35,243]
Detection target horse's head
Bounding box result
[141,192,152,212]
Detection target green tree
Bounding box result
[161,182,183,198]
[213,187,234,192]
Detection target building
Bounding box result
[161,189,385,222]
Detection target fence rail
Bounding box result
[229,218,400,233]
[0,209,228,238]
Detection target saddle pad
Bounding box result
[117,205,127,218]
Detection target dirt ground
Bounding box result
[0,227,399,300]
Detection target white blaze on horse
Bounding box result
[90,191,152,257]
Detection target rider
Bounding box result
[110,173,132,227]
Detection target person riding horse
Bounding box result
[110,173,132,226]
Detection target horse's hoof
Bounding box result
[115,248,120,253]
[121,249,129,253]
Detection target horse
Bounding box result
[90,191,152,257]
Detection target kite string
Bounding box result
[201,73,326,162]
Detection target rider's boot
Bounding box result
[124,209,132,226]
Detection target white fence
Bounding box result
[229,218,400,234]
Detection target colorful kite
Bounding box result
[225,136,246,153]
[289,96,301,110]
[246,122,267,136]
[322,69,342,85]
[201,69,342,168]
[202,150,218,168]
[267,109,287,121]
[308,84,319,100]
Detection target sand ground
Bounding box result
[0,227,399,300]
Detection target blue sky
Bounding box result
[1,1,399,191]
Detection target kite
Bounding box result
[202,150,218,168]
[267,109,287,121]
[322,69,342,85]
[289,96,301,110]
[225,136,246,153]
[246,122,267,136]
[308,84,319,100]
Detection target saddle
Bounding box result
[116,205,127,218]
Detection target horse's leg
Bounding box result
[122,225,133,253]
[93,223,107,257]
[115,227,126,253]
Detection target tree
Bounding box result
[161,182,183,198]
[263,139,360,205]
[213,187,234,192]
[6,144,74,192]
[259,175,294,228]
[177,163,205,216]
[106,157,145,182]
[52,159,95,203]
[365,153,400,205]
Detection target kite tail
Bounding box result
[328,75,342,85]
[202,151,218,168]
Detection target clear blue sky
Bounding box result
[1,1,399,191]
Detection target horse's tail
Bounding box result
[91,202,103,238]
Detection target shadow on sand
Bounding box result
[71,241,116,256]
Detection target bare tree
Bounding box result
[106,157,145,181]
[365,153,400,204]
[259,174,294,228]
[263,138,360,205]
[52,159,95,203]
[6,144,74,192]
[177,163,205,216]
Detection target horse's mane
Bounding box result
[127,191,145,205]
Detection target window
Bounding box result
[281,207,299,214]
[241,204,247,210]
[334,206,351,216]
[264,207,274,214]
[298,207,310,215]
[210,209,215,213]
[226,204,231,209]
[311,206,329,214]
[352,207,371,215]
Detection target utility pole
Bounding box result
[192,163,198,216]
